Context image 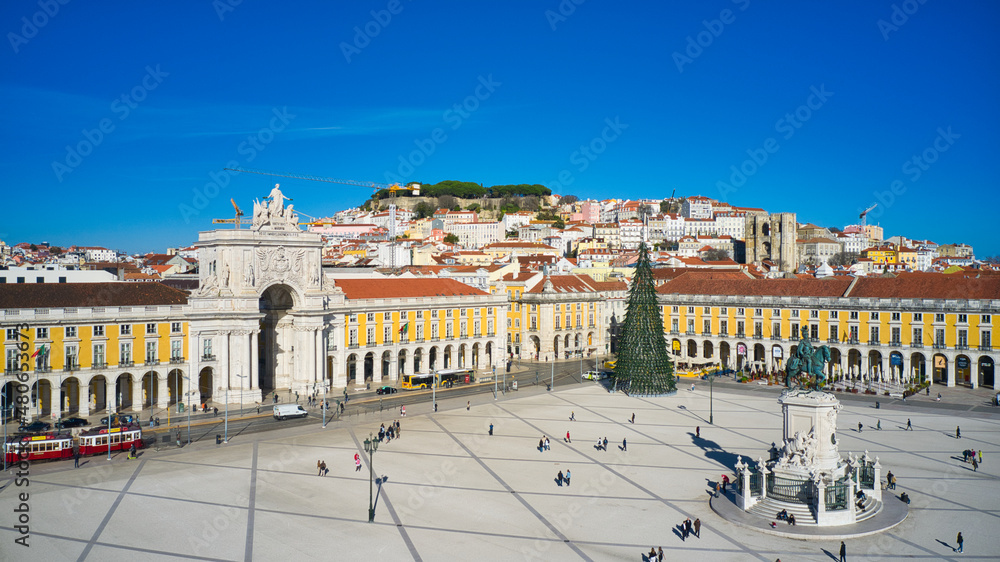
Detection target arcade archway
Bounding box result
[259,284,296,392]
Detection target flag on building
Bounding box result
[31,344,47,358]
[399,322,409,334]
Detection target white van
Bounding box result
[273,404,308,420]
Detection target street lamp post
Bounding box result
[224,384,229,443]
[707,370,716,425]
[236,374,247,416]
[1,388,7,471]
[363,432,379,522]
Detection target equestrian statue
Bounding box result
[784,337,832,390]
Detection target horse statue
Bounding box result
[784,338,831,390]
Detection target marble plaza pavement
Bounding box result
[1,380,998,561]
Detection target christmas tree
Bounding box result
[613,242,676,395]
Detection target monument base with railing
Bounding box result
[718,388,907,536]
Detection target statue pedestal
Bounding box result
[779,389,843,473]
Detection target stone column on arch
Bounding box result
[315,329,324,388]
[156,373,169,410]
[219,331,231,400]
[50,376,61,421]
[79,378,91,417]
[250,330,259,390]
[106,377,116,413]
[130,376,143,413]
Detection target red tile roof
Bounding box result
[0,282,188,308]
[333,278,489,299]
[658,274,853,297]
[847,276,1000,300]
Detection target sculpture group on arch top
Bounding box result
[195,184,326,300]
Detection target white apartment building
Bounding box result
[714,212,747,240]
[683,217,718,238]
[0,265,118,284]
[448,221,502,248]
[682,196,713,219]
[619,219,645,249]
[502,211,535,232]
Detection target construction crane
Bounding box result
[224,166,421,269]
[211,199,247,228]
[859,203,877,228]
[223,167,420,206]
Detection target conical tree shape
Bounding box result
[613,242,676,395]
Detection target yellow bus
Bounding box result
[401,373,434,390]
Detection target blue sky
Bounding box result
[2,1,998,255]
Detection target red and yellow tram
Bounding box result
[4,424,143,464]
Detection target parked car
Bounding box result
[583,370,600,380]
[19,420,52,433]
[56,417,90,428]
[375,386,397,395]
[99,414,136,426]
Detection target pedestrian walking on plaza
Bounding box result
[295,391,299,403]
[214,407,218,417]
[657,546,663,561]
[622,438,627,452]
[722,474,729,492]
[956,531,964,553]
[467,401,470,411]
[858,422,863,433]
[176,430,182,447]
[906,418,912,430]
[402,405,406,417]
[317,460,322,475]
[972,457,978,471]
[320,460,327,476]
[603,437,608,451]
[565,430,571,443]
[539,438,545,452]
[956,426,961,439]
[565,469,571,486]
[545,437,551,450]
[840,540,846,561]
[257,404,260,414]
[696,426,700,438]
[570,411,575,421]
[73,448,80,468]
[685,518,692,538]
[489,423,493,436]
[649,547,657,560]
[979,450,983,464]
[715,482,722,497]
[630,413,635,424]
[877,419,882,431]
[693,518,701,538]
[556,470,564,486]
[680,520,688,541]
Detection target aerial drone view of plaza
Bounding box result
[2,2,999,561]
